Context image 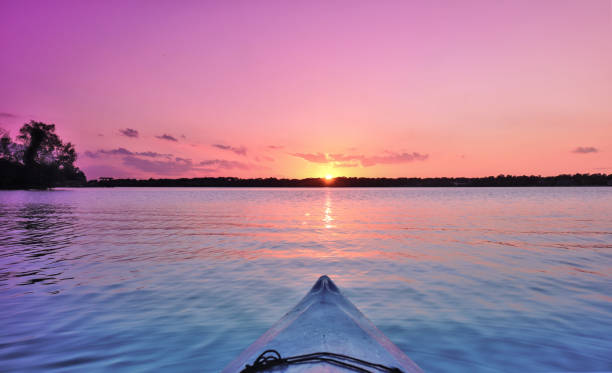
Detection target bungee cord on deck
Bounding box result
[241,349,404,373]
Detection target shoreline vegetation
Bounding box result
[84,174,612,188]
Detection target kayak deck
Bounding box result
[223,275,423,372]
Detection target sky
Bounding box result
[1,0,611,179]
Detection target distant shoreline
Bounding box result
[80,174,612,188]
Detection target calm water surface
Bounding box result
[0,187,611,372]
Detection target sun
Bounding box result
[325,174,334,180]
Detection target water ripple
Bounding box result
[0,187,611,372]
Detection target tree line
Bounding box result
[87,174,611,188]
[0,121,86,189]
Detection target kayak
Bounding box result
[222,275,423,373]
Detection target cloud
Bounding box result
[255,155,275,162]
[291,152,328,163]
[199,159,252,170]
[81,164,134,179]
[118,156,256,175]
[0,112,17,118]
[333,162,359,168]
[572,146,598,154]
[122,156,196,175]
[267,145,284,150]
[85,146,258,176]
[119,128,139,138]
[291,151,428,167]
[327,153,354,162]
[354,152,428,166]
[156,134,178,142]
[84,147,172,159]
[212,144,247,156]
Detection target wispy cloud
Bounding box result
[267,145,284,150]
[119,128,139,138]
[118,156,257,175]
[84,147,172,159]
[122,156,195,175]
[354,152,428,166]
[255,155,275,162]
[291,152,328,163]
[156,134,178,142]
[291,151,429,167]
[85,145,258,175]
[333,162,359,168]
[199,159,252,170]
[82,164,134,179]
[572,146,598,154]
[212,144,247,156]
[0,112,17,118]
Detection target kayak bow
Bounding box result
[223,275,423,373]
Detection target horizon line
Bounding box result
[91,173,611,181]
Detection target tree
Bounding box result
[0,128,16,161]
[18,121,63,166]
[0,121,86,189]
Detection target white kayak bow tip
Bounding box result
[223,275,423,373]
[309,275,339,293]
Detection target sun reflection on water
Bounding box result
[323,190,334,229]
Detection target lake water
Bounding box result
[0,187,611,372]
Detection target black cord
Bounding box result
[241,349,403,373]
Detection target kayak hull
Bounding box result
[222,275,423,373]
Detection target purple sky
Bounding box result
[1,0,611,179]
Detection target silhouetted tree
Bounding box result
[0,121,86,189]
[1,129,17,162]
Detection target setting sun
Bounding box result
[325,174,334,180]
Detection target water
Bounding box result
[0,187,611,372]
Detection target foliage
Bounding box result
[0,121,86,189]
[86,174,612,188]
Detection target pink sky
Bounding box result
[1,0,611,179]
